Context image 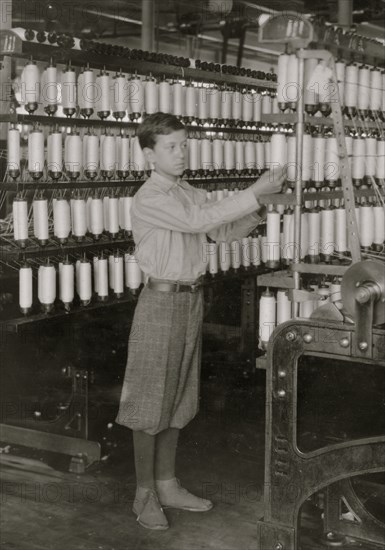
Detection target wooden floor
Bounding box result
[1,390,267,550]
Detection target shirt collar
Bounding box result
[151,170,181,191]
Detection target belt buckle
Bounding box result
[190,283,199,293]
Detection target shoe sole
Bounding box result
[161,503,214,512]
[132,509,169,530]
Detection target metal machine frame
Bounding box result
[257,318,385,550]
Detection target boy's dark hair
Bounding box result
[137,112,185,150]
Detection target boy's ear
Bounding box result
[142,147,155,164]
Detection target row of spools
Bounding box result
[18,254,144,314]
[277,53,385,115]
[18,59,276,122]
[12,192,384,259]
[258,279,343,348]
[7,126,385,183]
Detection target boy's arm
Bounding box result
[206,204,266,243]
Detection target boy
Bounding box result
[116,112,284,530]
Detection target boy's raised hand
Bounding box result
[250,166,286,198]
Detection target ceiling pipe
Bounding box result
[141,0,155,51]
[338,0,353,28]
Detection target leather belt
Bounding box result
[147,278,202,293]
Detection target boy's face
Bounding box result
[144,129,187,182]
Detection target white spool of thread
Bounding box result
[159,80,171,113]
[376,139,385,180]
[28,129,45,174]
[38,263,56,307]
[365,137,377,178]
[42,65,58,108]
[47,131,62,174]
[53,198,71,241]
[271,133,287,172]
[335,206,347,253]
[172,82,184,116]
[90,197,104,237]
[302,133,313,182]
[277,289,291,325]
[83,134,98,174]
[33,197,49,242]
[8,127,20,174]
[300,212,309,260]
[59,261,74,304]
[19,265,33,313]
[129,76,144,116]
[185,85,197,119]
[344,64,358,110]
[253,93,262,123]
[266,210,281,265]
[108,254,115,289]
[216,190,224,201]
[264,140,271,169]
[72,197,87,238]
[235,141,245,173]
[250,236,261,266]
[219,241,231,272]
[335,61,346,105]
[61,67,77,112]
[373,205,385,246]
[220,88,232,121]
[285,54,300,105]
[131,136,146,173]
[117,135,130,172]
[260,236,267,263]
[231,89,242,121]
[352,137,365,181]
[188,138,200,172]
[95,72,111,115]
[144,78,158,114]
[198,86,209,121]
[13,197,28,243]
[276,53,289,105]
[312,135,325,184]
[282,210,294,261]
[124,254,142,290]
[255,141,265,173]
[286,135,297,183]
[112,73,128,115]
[113,254,124,296]
[382,71,385,114]
[101,134,116,173]
[207,242,218,275]
[357,65,370,112]
[241,237,250,268]
[201,139,213,172]
[93,256,99,293]
[230,240,241,269]
[77,260,92,303]
[209,86,220,120]
[108,196,120,235]
[359,204,374,247]
[21,61,40,106]
[122,196,133,232]
[299,299,315,319]
[325,137,340,183]
[213,139,224,172]
[66,134,82,174]
[242,91,253,122]
[80,68,96,111]
[321,207,335,257]
[303,58,319,110]
[244,141,256,172]
[261,94,272,115]
[259,289,276,348]
[370,68,382,112]
[307,209,321,258]
[224,140,235,171]
[97,257,109,299]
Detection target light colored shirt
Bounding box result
[131,171,262,282]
